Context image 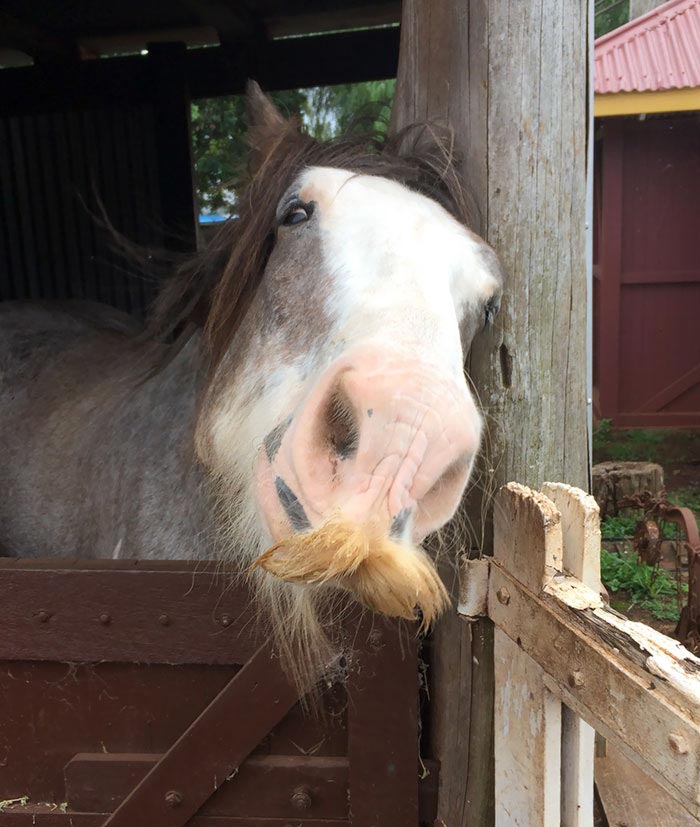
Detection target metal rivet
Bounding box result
[220,614,232,627]
[99,613,111,626]
[159,614,171,627]
[36,610,51,624]
[568,670,585,688]
[669,733,689,755]
[368,629,383,650]
[496,587,511,605]
[165,790,183,808]
[290,787,312,811]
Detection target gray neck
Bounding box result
[2,332,218,560]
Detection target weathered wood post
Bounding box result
[391,1,589,823]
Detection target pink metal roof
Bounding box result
[595,0,700,94]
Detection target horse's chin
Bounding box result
[252,518,449,630]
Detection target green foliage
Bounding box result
[601,548,685,621]
[592,418,669,463]
[594,0,629,37]
[600,515,638,538]
[191,80,396,214]
[671,485,700,513]
[191,89,307,213]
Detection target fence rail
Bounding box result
[459,482,700,826]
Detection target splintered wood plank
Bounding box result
[493,483,564,826]
[543,483,601,827]
[596,743,700,827]
[489,560,700,817]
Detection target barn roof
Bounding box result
[595,0,700,94]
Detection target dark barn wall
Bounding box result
[594,113,700,427]
[0,104,164,317]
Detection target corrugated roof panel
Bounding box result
[595,0,700,94]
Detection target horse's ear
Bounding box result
[245,80,291,171]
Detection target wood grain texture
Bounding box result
[493,485,564,827]
[391,1,589,823]
[596,743,700,827]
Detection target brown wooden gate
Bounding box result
[0,559,436,826]
[594,113,700,427]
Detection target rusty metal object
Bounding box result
[618,492,700,652]
[634,519,662,567]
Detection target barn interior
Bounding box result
[0,1,400,316]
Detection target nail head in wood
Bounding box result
[496,587,511,605]
[36,610,51,623]
[158,613,171,626]
[290,786,312,810]
[164,789,183,808]
[99,613,111,625]
[668,733,689,755]
[568,670,585,688]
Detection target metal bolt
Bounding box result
[290,786,312,811]
[368,630,383,650]
[99,613,111,626]
[158,614,171,627]
[568,670,585,688]
[220,614,232,627]
[164,790,183,808]
[669,733,689,755]
[496,587,511,605]
[36,610,51,624]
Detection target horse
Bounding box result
[0,83,503,685]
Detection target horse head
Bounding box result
[174,83,503,678]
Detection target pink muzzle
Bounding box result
[255,348,481,544]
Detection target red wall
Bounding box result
[594,114,700,427]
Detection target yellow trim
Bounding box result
[595,87,700,116]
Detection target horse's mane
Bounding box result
[146,120,475,369]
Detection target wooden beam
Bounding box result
[595,88,700,116]
[146,42,197,251]
[0,10,78,63]
[0,28,399,116]
[266,4,401,39]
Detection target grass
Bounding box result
[600,547,686,622]
[593,418,666,462]
[593,418,700,465]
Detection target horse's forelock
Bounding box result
[146,123,474,371]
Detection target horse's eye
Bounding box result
[280,201,313,227]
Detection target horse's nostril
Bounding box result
[325,385,359,460]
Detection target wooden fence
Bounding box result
[460,482,700,826]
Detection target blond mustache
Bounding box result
[253,518,449,629]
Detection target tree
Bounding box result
[595,0,630,37]
[191,81,396,214]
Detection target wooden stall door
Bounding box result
[595,114,700,427]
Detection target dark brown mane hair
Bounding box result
[147,118,473,369]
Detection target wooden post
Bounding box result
[391,2,589,824]
[147,42,198,252]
